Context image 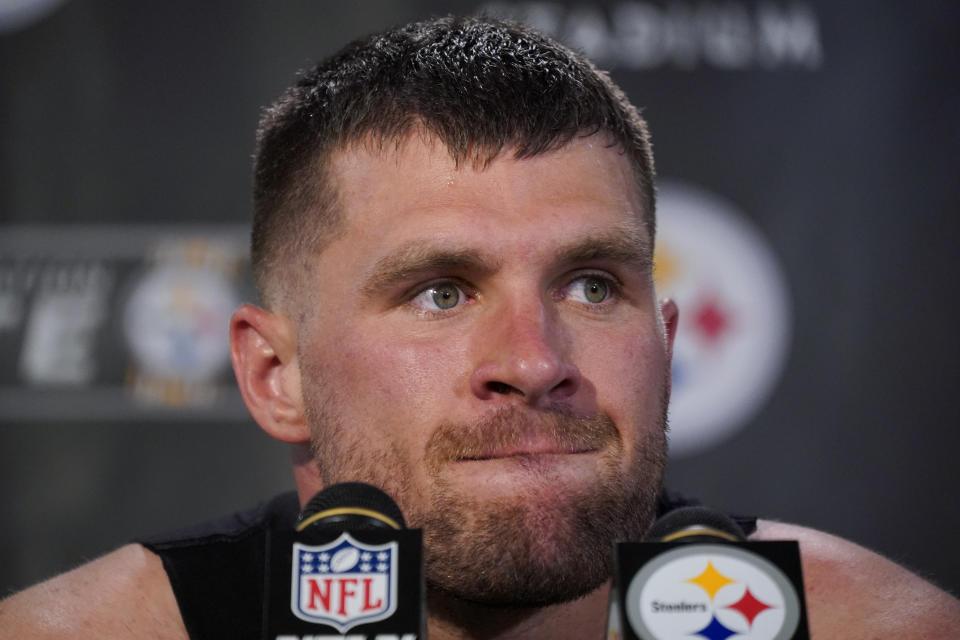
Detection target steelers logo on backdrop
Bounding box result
[121,237,243,406]
[123,264,237,382]
[655,181,791,457]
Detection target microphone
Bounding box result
[610,507,809,640]
[297,482,407,533]
[267,482,425,640]
[644,506,746,543]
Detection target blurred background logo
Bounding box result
[0,226,250,420]
[654,181,791,456]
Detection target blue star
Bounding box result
[692,615,738,640]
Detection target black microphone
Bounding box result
[267,482,424,640]
[297,482,407,534]
[644,506,746,544]
[610,507,809,640]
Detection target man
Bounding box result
[1,15,958,639]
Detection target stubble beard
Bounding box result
[416,405,667,606]
[303,379,668,608]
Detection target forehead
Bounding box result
[321,133,649,265]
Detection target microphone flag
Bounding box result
[265,483,425,640]
[611,508,809,639]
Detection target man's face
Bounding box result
[295,134,676,605]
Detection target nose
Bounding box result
[469,299,582,407]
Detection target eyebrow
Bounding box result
[361,244,500,297]
[552,227,653,274]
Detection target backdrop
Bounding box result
[2,0,958,597]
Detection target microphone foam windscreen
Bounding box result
[645,505,746,543]
[299,482,407,530]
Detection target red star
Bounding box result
[724,586,774,627]
[693,297,730,343]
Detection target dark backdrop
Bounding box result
[2,0,958,598]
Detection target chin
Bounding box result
[417,466,660,607]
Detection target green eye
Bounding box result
[431,284,460,309]
[583,277,608,303]
[410,281,467,313]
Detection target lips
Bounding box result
[423,406,618,473]
[456,435,601,461]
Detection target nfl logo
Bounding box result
[291,533,399,632]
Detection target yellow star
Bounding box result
[686,561,736,601]
[653,245,680,290]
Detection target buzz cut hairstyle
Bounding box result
[251,14,656,309]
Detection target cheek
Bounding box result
[578,326,669,431]
[320,330,471,431]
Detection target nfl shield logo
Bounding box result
[291,533,399,632]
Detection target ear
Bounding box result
[660,298,679,360]
[230,303,309,444]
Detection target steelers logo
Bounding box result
[655,181,791,456]
[123,263,238,383]
[625,545,801,639]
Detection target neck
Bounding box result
[426,583,611,640]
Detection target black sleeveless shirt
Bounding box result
[141,490,756,639]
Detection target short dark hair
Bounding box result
[252,14,656,308]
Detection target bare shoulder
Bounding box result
[0,543,187,639]
[751,519,960,639]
